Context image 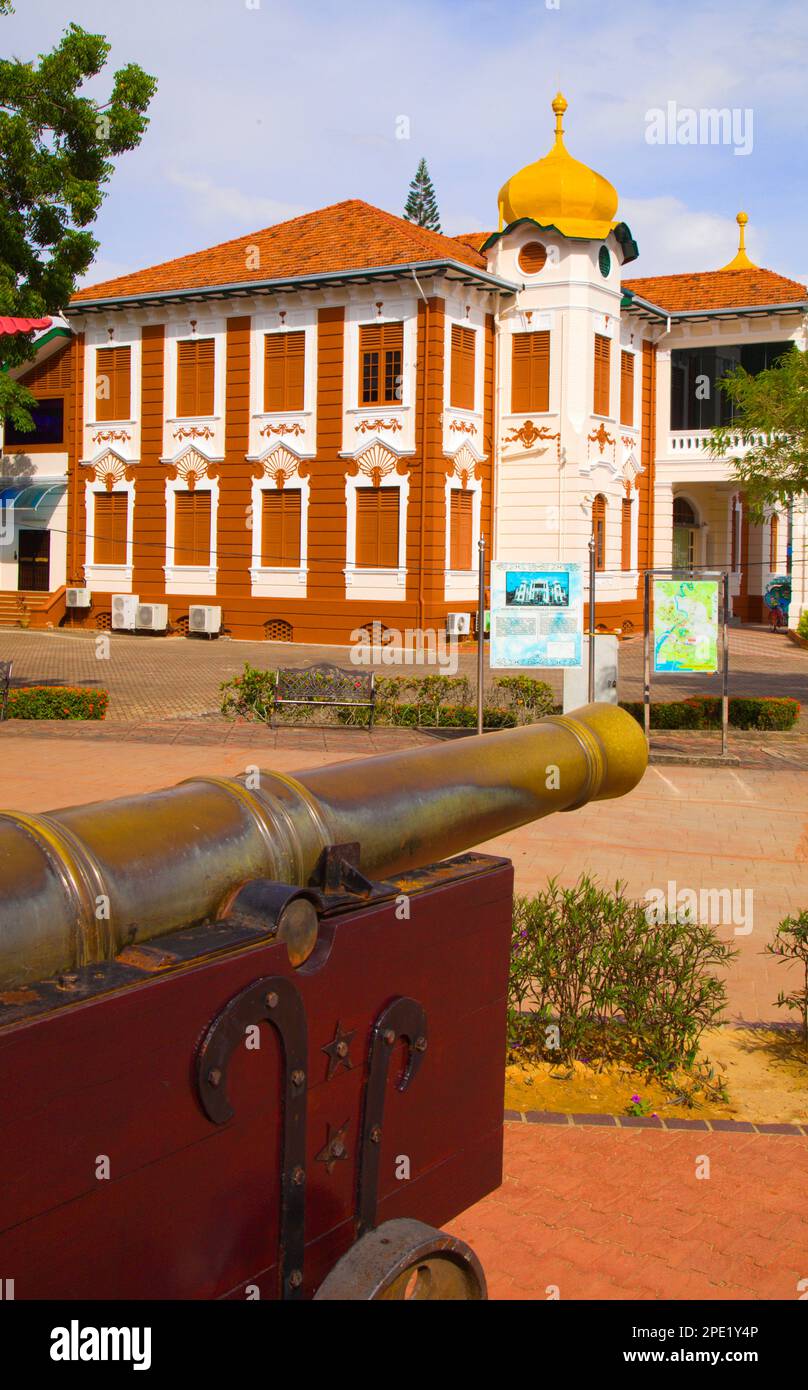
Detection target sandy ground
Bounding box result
[504,1025,808,1124]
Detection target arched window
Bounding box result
[673,497,697,527]
[769,513,779,571]
[592,494,606,571]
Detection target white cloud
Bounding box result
[166,172,307,229]
[619,197,760,277]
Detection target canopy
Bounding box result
[0,478,67,510]
[0,316,53,336]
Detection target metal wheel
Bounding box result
[313,1218,487,1301]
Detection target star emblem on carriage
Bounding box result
[322,1020,356,1080]
[316,1120,351,1175]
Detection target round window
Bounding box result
[518,241,548,275]
[598,245,611,278]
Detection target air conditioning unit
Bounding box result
[136,603,168,633]
[188,604,222,636]
[66,588,91,609]
[111,594,139,630]
[446,612,472,637]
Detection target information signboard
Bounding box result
[652,578,719,674]
[490,561,583,669]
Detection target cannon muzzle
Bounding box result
[0,702,646,988]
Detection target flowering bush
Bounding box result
[6,686,109,720]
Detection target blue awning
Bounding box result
[0,479,67,510]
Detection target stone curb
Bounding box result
[504,1108,807,1136]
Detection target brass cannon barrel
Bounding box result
[0,702,646,988]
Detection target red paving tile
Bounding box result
[446,1122,808,1300]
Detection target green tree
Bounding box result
[707,345,808,519]
[0,10,156,428]
[403,157,441,232]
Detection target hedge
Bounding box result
[5,686,109,721]
[353,702,517,729]
[621,695,800,731]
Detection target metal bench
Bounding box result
[272,661,375,729]
[0,661,12,722]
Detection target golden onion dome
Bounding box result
[497,92,619,239]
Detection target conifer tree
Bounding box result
[403,158,441,232]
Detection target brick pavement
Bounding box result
[447,1121,808,1299]
[0,624,805,722]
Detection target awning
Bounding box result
[0,316,52,336]
[0,478,67,510]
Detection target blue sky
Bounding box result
[6,0,808,285]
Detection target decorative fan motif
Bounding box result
[445,441,483,489]
[167,446,218,492]
[83,449,133,491]
[257,444,310,490]
[347,442,409,487]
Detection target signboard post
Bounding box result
[489,561,583,671]
[476,534,486,735]
[643,569,729,757]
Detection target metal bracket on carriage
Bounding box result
[356,995,428,1238]
[308,841,400,911]
[196,974,309,1300]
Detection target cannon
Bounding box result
[0,703,646,1300]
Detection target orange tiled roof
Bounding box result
[623,267,807,313]
[452,232,492,253]
[71,199,488,303]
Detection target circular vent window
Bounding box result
[598,245,612,277]
[518,241,548,275]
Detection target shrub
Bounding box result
[220,663,276,721]
[509,875,736,1089]
[6,686,108,720]
[371,702,516,729]
[621,696,800,731]
[493,675,554,720]
[797,610,808,639]
[766,910,808,1045]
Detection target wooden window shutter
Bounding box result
[592,494,606,571]
[450,324,475,411]
[174,490,211,566]
[511,332,550,413]
[593,334,611,416]
[95,346,131,422]
[264,331,305,412]
[449,490,473,570]
[356,487,399,568]
[359,321,403,405]
[620,350,635,427]
[262,489,302,567]
[94,492,128,565]
[177,338,215,417]
[621,495,632,571]
[769,513,778,570]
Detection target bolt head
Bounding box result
[336,1040,348,1057]
[415,1036,428,1052]
[370,1126,382,1144]
[291,1069,305,1087]
[207,1067,222,1087]
[383,1029,396,1045]
[288,1269,303,1288]
[292,1166,305,1185]
[266,991,279,1009]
